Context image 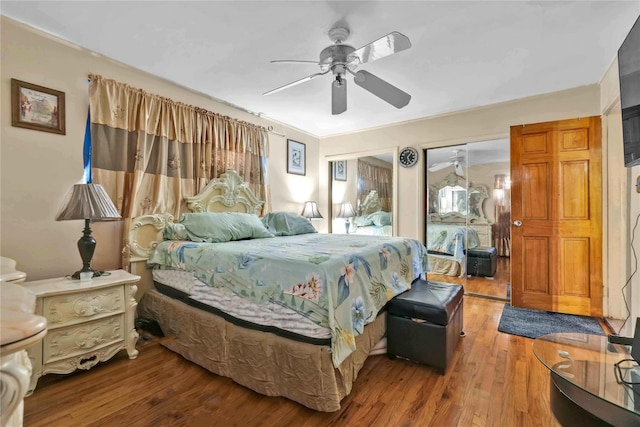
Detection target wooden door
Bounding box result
[510,116,602,316]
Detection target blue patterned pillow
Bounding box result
[261,212,317,236]
[180,212,274,243]
[369,211,392,226]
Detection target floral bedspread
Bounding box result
[148,233,429,367]
[427,224,480,263]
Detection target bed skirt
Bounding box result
[137,289,386,412]
[427,254,463,276]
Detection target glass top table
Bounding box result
[533,333,640,426]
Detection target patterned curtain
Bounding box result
[357,159,392,212]
[492,191,511,257]
[88,75,270,252]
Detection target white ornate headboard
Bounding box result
[125,170,264,296]
[359,190,383,216]
[185,170,263,214]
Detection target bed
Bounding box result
[426,221,480,277]
[127,171,429,412]
[351,191,393,237]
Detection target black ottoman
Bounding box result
[387,280,464,374]
[466,246,498,277]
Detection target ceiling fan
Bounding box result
[428,149,467,176]
[263,27,412,115]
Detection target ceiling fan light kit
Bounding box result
[265,27,412,115]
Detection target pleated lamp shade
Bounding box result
[300,201,323,220]
[55,184,121,221]
[336,202,356,219]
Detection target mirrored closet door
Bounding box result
[425,139,510,301]
[330,153,394,236]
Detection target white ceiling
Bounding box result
[2,1,638,138]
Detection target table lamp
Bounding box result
[55,183,121,279]
[301,201,323,221]
[337,201,356,234]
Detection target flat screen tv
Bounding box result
[620,15,640,167]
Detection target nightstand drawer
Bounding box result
[43,286,125,328]
[43,314,125,363]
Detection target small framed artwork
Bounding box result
[333,160,347,181]
[287,139,306,176]
[11,79,66,135]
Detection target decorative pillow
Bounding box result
[261,212,317,236]
[180,212,274,243]
[353,215,374,227]
[369,211,392,227]
[163,223,189,240]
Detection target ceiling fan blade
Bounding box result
[263,70,329,96]
[454,161,465,177]
[270,60,321,65]
[351,31,411,65]
[428,162,452,172]
[353,70,411,108]
[332,78,347,115]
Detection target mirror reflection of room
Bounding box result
[331,154,393,236]
[425,139,510,301]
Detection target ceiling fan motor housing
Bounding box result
[319,44,357,73]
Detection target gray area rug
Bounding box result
[497,303,605,339]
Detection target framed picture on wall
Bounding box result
[11,79,66,135]
[287,139,306,175]
[334,160,347,181]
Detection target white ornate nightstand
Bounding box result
[21,270,140,393]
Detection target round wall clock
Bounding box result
[399,146,419,168]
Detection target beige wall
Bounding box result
[600,58,638,330]
[0,17,320,281]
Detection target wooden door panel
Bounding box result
[560,238,590,297]
[522,163,550,219]
[560,160,589,219]
[560,129,589,151]
[511,116,602,317]
[522,133,549,153]
[522,237,550,293]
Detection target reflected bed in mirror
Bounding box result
[426,172,491,276]
[425,139,510,302]
[331,154,394,236]
[351,191,393,236]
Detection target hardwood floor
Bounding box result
[24,295,561,427]
[428,256,510,301]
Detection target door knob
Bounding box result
[513,220,522,227]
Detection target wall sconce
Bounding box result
[336,201,357,234]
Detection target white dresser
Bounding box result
[469,223,492,247]
[21,270,140,393]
